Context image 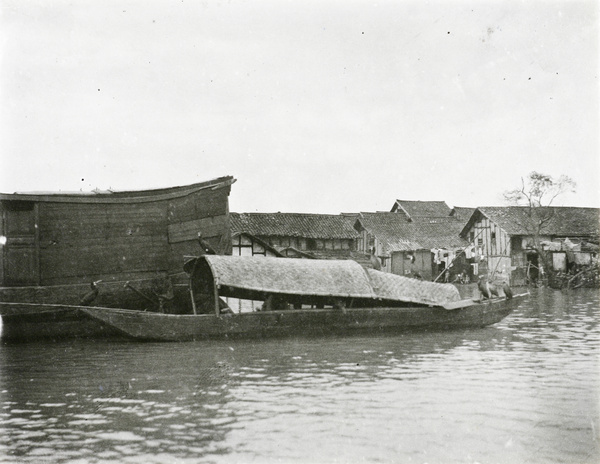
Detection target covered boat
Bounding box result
[79,255,526,341]
[0,177,235,342]
[185,255,461,311]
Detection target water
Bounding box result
[0,288,598,464]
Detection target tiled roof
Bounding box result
[357,212,468,255]
[462,207,600,237]
[450,206,476,221]
[392,200,452,219]
[230,212,360,239]
[306,249,374,267]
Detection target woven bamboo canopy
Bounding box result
[185,255,460,307]
[190,255,375,298]
[367,269,460,306]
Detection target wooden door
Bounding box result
[2,201,39,286]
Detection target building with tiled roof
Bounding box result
[450,206,477,221]
[460,206,600,285]
[353,212,469,281]
[231,232,284,258]
[230,212,364,262]
[461,207,599,238]
[390,200,453,221]
[231,212,359,239]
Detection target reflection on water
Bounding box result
[0,288,598,463]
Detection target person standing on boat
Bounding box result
[197,232,217,255]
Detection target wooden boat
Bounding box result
[0,302,120,341]
[0,277,195,342]
[0,176,234,342]
[79,256,527,342]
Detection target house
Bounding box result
[459,206,600,285]
[450,206,476,221]
[229,212,363,260]
[390,200,453,221]
[230,232,283,258]
[354,212,469,281]
[226,212,367,311]
[0,176,235,288]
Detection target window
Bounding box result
[307,238,317,250]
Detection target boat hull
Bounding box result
[0,303,120,342]
[81,295,524,342]
[0,280,191,342]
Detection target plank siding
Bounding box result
[464,216,514,282]
[40,203,166,240]
[168,215,229,243]
[167,190,229,223]
[1,178,234,286]
[40,236,170,281]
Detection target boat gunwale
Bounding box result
[78,293,527,318]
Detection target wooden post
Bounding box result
[214,277,220,316]
[187,259,199,315]
[189,277,197,315]
[34,203,41,286]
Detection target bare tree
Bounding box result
[504,172,576,208]
[503,172,576,281]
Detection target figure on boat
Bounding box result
[79,280,102,306]
[478,276,513,300]
[73,255,528,342]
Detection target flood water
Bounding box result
[0,287,598,464]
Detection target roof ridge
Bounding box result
[233,212,346,217]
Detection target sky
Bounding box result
[0,0,598,214]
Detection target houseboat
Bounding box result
[0,176,235,341]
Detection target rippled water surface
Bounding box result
[1,288,598,463]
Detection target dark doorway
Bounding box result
[526,252,539,284]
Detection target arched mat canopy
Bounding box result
[188,255,375,299]
[367,269,460,306]
[185,255,461,307]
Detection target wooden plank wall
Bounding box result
[470,217,512,280]
[0,209,3,284]
[391,250,433,280]
[38,202,169,284]
[31,185,231,285]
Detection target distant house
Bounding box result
[230,232,283,258]
[0,176,235,287]
[450,206,476,221]
[227,212,366,312]
[459,206,600,285]
[390,200,453,221]
[354,212,469,281]
[229,212,367,263]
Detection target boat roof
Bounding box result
[0,176,235,204]
[367,269,460,305]
[190,255,375,299]
[185,255,460,306]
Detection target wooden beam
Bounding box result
[214,277,220,316]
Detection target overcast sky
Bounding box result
[1,0,598,213]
